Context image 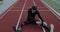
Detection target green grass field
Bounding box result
[0,0,3,4]
[0,0,3,1]
[42,0,60,16]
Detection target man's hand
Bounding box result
[43,22,47,26]
[39,19,47,26]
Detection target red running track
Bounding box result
[0,0,60,32]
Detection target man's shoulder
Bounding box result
[28,8,32,11]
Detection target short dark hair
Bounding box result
[32,6,37,10]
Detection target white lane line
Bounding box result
[40,0,60,19]
[42,27,46,32]
[38,0,55,32]
[32,0,36,6]
[9,10,51,11]
[32,0,46,32]
[0,0,18,19]
[16,7,47,8]
[9,7,47,10]
[16,0,27,30]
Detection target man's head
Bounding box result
[32,6,37,10]
[31,6,37,13]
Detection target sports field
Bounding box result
[42,0,60,16]
[0,0,60,32]
[0,0,3,1]
[0,0,3,4]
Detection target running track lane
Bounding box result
[18,0,43,32]
[34,0,60,32]
[0,0,26,32]
[0,0,60,32]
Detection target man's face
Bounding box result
[32,9,36,13]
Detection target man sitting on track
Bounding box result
[13,6,53,32]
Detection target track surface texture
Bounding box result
[0,0,60,32]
